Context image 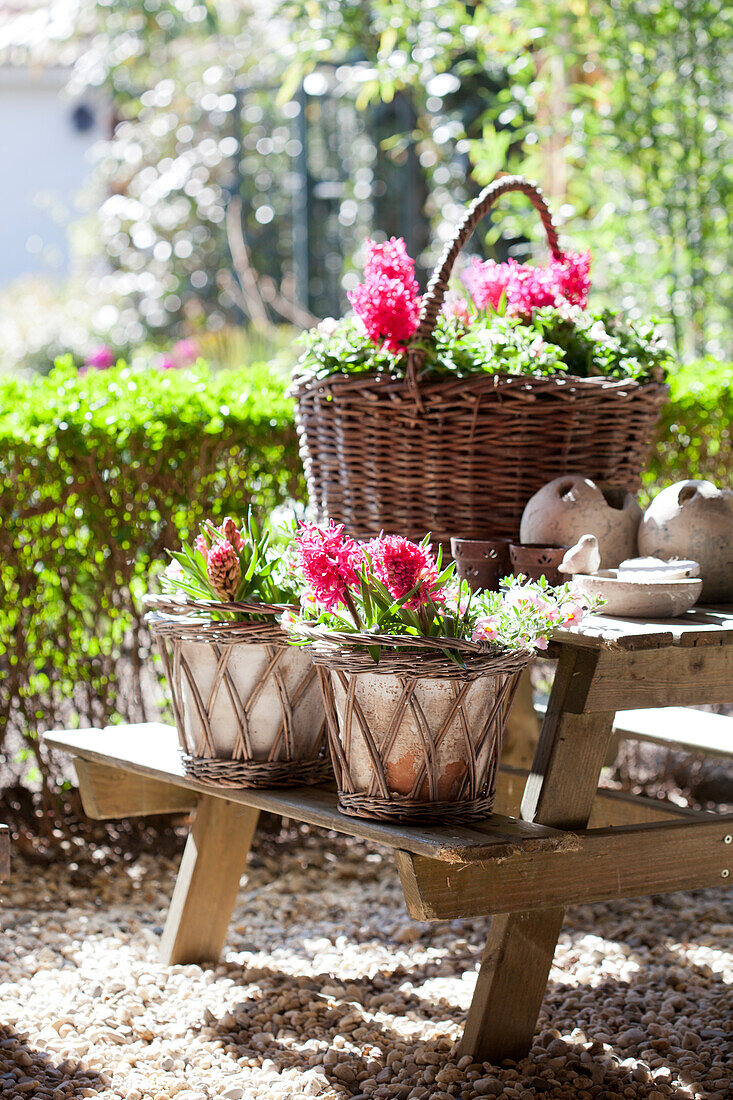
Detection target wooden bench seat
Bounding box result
[44,725,573,865]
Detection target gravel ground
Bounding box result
[0,826,731,1100]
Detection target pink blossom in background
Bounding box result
[550,250,592,308]
[463,249,592,317]
[463,257,512,311]
[172,337,200,364]
[348,237,421,353]
[158,354,177,371]
[85,344,115,369]
[295,521,363,612]
[364,534,442,609]
[363,237,417,284]
[443,291,472,325]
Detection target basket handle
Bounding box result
[407,175,563,383]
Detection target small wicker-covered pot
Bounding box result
[146,595,330,788]
[302,628,531,823]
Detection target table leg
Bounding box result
[459,646,616,1062]
[160,795,260,965]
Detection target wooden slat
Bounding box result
[160,796,259,964]
[43,725,572,864]
[494,765,706,826]
[582,645,733,711]
[611,706,733,759]
[457,645,617,1062]
[551,604,733,652]
[75,759,199,819]
[0,825,9,882]
[397,815,733,920]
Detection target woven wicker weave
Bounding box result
[305,629,530,823]
[146,595,330,788]
[293,175,668,544]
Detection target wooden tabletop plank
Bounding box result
[43,725,573,864]
[552,604,733,651]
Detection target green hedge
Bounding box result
[645,359,733,493]
[0,360,303,795]
[2,355,729,797]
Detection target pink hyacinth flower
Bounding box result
[206,539,241,600]
[85,344,115,369]
[364,534,442,609]
[464,249,593,317]
[348,237,422,353]
[295,521,363,612]
[220,516,244,553]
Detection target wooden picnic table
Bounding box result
[44,605,733,1063]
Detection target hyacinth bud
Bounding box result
[206,540,241,600]
[220,516,244,552]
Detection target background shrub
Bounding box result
[645,359,733,494]
[0,359,303,799]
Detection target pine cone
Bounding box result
[206,540,241,600]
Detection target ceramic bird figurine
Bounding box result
[559,534,601,577]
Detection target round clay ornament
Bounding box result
[638,480,733,603]
[520,476,642,568]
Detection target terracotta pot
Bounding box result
[450,537,512,592]
[520,476,642,568]
[320,660,526,823]
[510,543,568,585]
[638,480,733,604]
[178,641,324,761]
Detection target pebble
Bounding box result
[0,833,730,1100]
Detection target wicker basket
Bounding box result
[303,628,531,824]
[146,595,331,788]
[293,175,668,544]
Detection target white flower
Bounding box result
[316,317,339,337]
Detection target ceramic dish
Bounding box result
[572,570,703,618]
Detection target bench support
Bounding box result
[457,647,616,1062]
[0,825,9,882]
[75,759,198,819]
[160,795,260,965]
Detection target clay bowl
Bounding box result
[451,537,512,592]
[509,543,568,585]
[572,570,703,619]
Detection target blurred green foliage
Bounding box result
[277,0,733,360]
[66,2,731,360]
[0,358,304,795]
[646,359,733,494]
